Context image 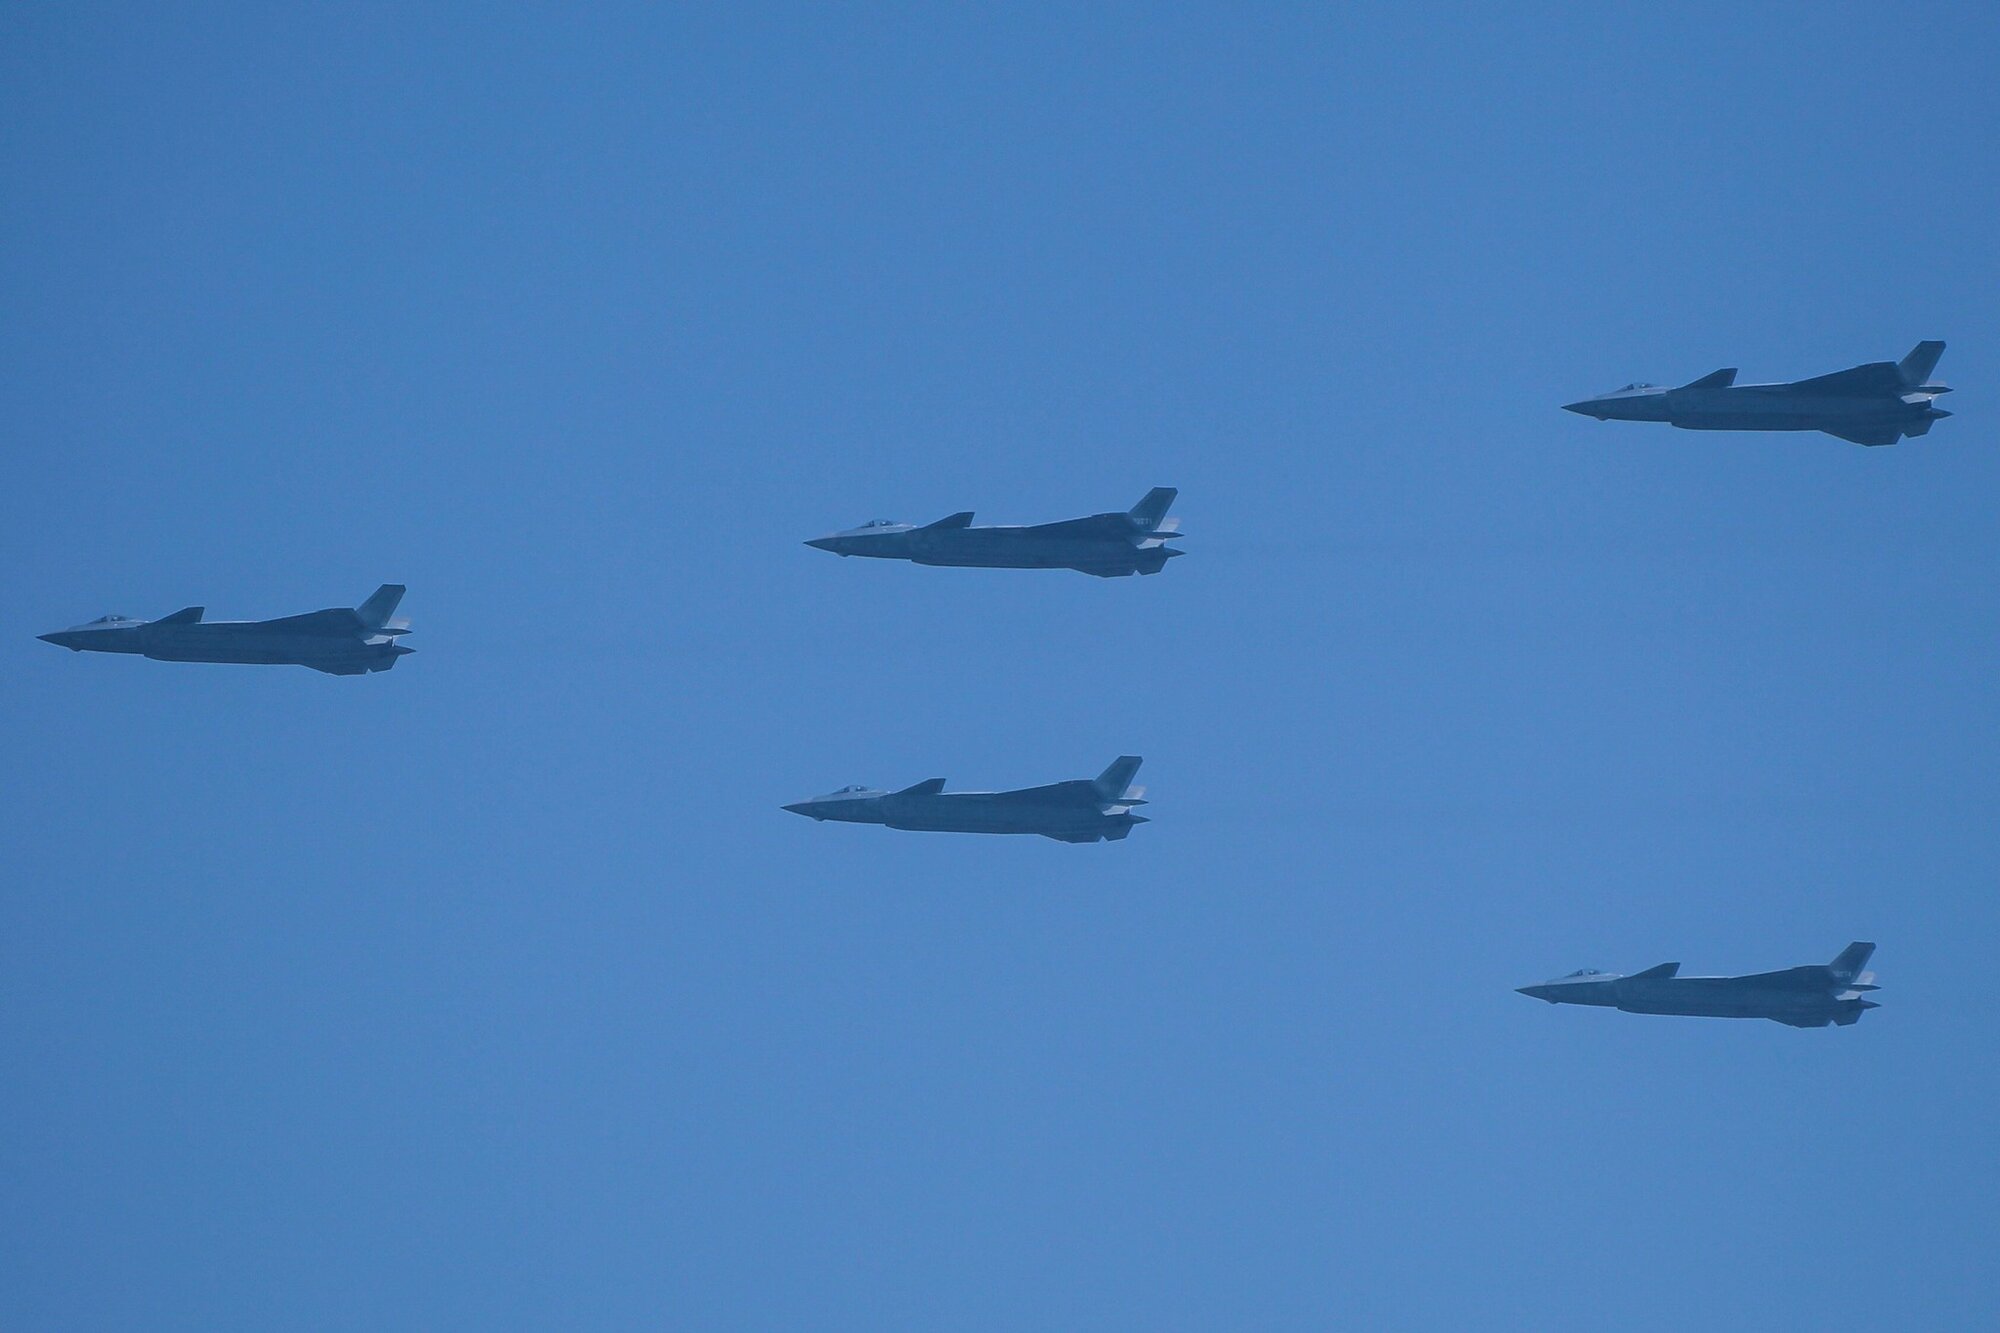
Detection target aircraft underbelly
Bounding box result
[144,629,387,668]
[1670,393,1906,434]
[883,794,1109,836]
[1618,984,1822,1020]
[917,536,1131,572]
[1672,416,1818,432]
[1620,1000,1765,1018]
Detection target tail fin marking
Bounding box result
[1899,340,1945,386]
[1829,942,1876,980]
[356,584,407,630]
[1127,488,1177,534]
[1093,756,1144,801]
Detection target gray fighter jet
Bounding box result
[784,756,1149,842]
[1563,341,1949,446]
[806,488,1183,577]
[1517,942,1879,1028]
[38,585,413,675]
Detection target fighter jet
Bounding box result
[1516,942,1879,1028]
[783,756,1149,842]
[1563,341,1950,446]
[806,488,1184,577]
[38,585,414,675]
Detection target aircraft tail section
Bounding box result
[1093,756,1143,802]
[1899,340,1945,386]
[1127,488,1177,534]
[1829,941,1875,982]
[356,584,407,630]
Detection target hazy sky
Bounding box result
[5,5,1998,1328]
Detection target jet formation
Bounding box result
[39,461,1899,1027]
[1564,341,1949,446]
[38,584,413,676]
[785,756,1148,843]
[1517,942,1879,1027]
[807,487,1183,577]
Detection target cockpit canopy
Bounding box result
[859,519,899,529]
[87,615,135,625]
[1615,383,1658,392]
[1561,969,1602,978]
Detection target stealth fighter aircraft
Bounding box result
[39,585,413,675]
[807,489,1183,577]
[1517,942,1879,1028]
[1563,341,1950,446]
[784,756,1149,842]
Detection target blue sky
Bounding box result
[4,4,1997,1328]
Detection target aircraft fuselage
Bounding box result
[1575,384,1945,437]
[40,618,411,675]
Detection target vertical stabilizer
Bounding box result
[1093,756,1144,801]
[1898,341,1945,386]
[1829,942,1876,981]
[357,584,407,630]
[1127,488,1177,533]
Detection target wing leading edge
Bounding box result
[1789,362,1907,396]
[257,609,369,635]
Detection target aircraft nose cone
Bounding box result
[1562,401,1601,417]
[1516,986,1553,1002]
[782,802,816,818]
[804,537,841,553]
